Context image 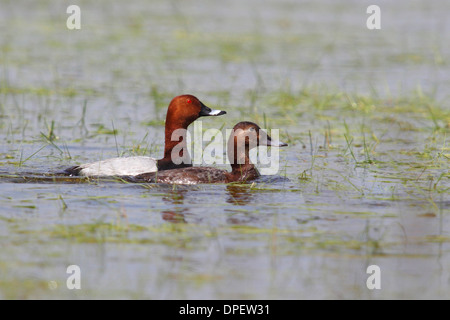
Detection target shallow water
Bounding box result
[0,0,449,299]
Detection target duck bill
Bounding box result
[265,135,288,147]
[199,102,227,117]
[267,139,288,147]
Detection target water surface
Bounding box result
[0,0,449,299]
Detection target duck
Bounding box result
[127,121,287,184]
[64,95,226,177]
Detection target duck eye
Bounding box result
[186,98,192,104]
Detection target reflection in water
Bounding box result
[226,184,259,225]
[161,188,189,223]
[226,184,254,206]
[161,209,187,223]
[162,188,188,205]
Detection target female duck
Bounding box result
[65,95,226,177]
[129,121,287,184]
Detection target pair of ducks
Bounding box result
[65,95,287,184]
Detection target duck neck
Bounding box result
[228,145,260,182]
[159,118,192,170]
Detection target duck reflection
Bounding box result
[162,187,187,205]
[161,209,187,223]
[226,184,254,206]
[161,188,189,223]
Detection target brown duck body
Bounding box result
[129,121,287,185]
[132,164,260,184]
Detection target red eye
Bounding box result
[186,99,192,104]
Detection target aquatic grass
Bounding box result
[58,195,68,212]
[308,130,319,175]
[17,145,47,167]
[331,169,365,196]
[432,172,449,193]
[12,204,36,209]
[361,124,375,164]
[91,124,119,136]
[323,121,332,150]
[38,130,73,161]
[141,119,165,127]
[76,100,89,138]
[407,181,439,210]
[48,222,147,243]
[127,132,152,156]
[343,131,357,163]
[112,120,119,157]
